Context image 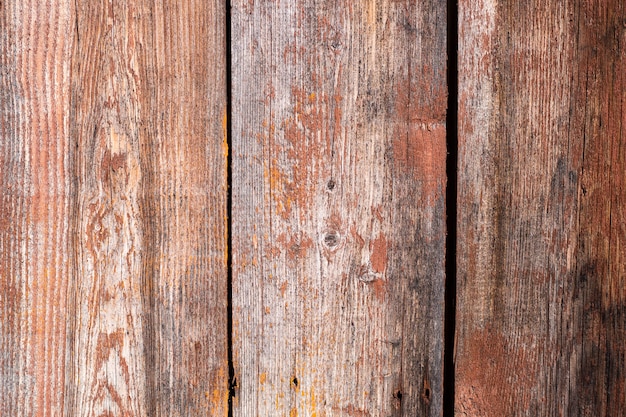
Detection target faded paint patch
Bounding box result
[392,122,446,202]
[277,232,314,262]
[371,278,386,302]
[393,73,447,202]
[100,150,127,183]
[369,234,387,273]
[456,327,536,417]
[332,404,371,416]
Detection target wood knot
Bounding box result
[323,231,341,249]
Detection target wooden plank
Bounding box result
[133,2,230,415]
[0,0,228,415]
[0,1,74,416]
[456,0,626,415]
[64,1,228,415]
[231,1,447,415]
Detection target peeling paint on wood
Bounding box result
[231,0,447,415]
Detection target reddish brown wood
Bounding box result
[0,1,73,415]
[456,1,626,415]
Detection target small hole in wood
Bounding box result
[291,377,298,388]
[424,388,430,399]
[326,179,336,190]
[394,390,403,400]
[324,231,340,248]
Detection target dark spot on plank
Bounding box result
[323,231,340,248]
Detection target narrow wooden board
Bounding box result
[456,1,626,415]
[1,1,228,415]
[133,2,230,414]
[231,1,447,415]
[0,1,74,415]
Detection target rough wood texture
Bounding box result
[1,1,228,415]
[231,1,447,415]
[133,1,230,415]
[0,1,73,415]
[456,0,626,415]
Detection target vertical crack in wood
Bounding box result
[444,0,458,415]
[225,1,235,416]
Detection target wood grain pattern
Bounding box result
[231,1,447,415]
[68,1,149,414]
[1,1,228,415]
[134,1,229,415]
[456,0,626,415]
[0,1,73,415]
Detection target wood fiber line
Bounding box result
[0,1,74,416]
[456,0,626,415]
[231,1,447,415]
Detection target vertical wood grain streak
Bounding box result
[137,0,229,415]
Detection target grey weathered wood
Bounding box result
[231,1,447,415]
[456,0,626,415]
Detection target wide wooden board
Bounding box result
[231,1,447,415]
[1,1,228,415]
[456,1,626,415]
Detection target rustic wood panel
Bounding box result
[456,0,626,415]
[133,1,230,414]
[0,1,74,415]
[1,0,228,415]
[231,1,447,415]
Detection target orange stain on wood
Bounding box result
[279,281,288,297]
[208,367,229,414]
[222,109,229,158]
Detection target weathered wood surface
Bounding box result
[0,1,73,415]
[1,0,228,415]
[456,0,626,415]
[231,1,447,415]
